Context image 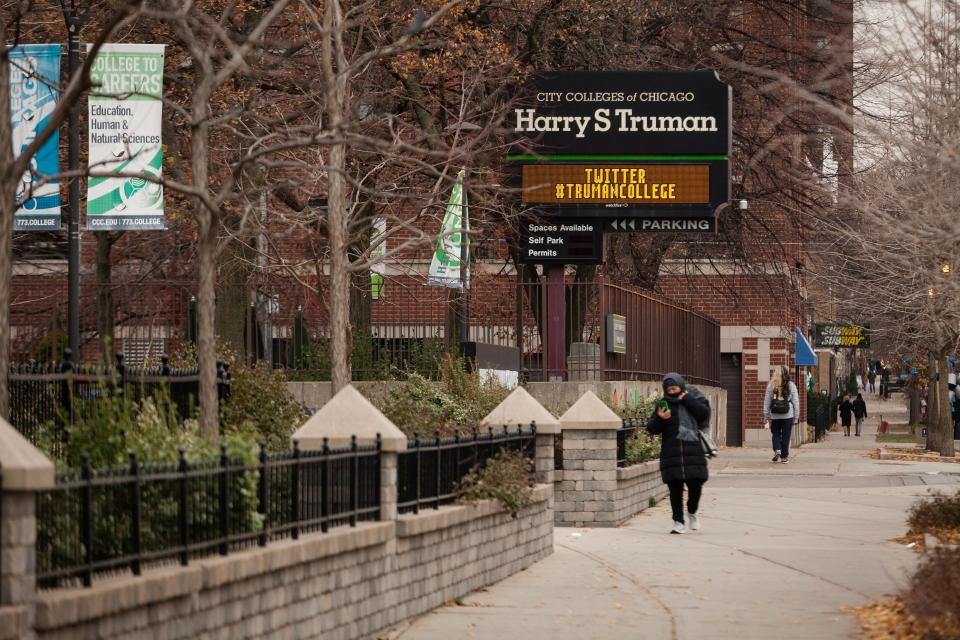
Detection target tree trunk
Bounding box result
[0,49,14,420]
[909,389,921,428]
[192,77,218,435]
[323,0,353,393]
[95,233,116,362]
[934,354,956,456]
[928,354,939,445]
[327,141,350,391]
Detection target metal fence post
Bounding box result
[80,453,93,588]
[291,440,301,540]
[320,437,329,533]
[116,352,126,401]
[218,444,229,556]
[349,435,358,527]
[177,448,189,566]
[129,452,141,576]
[413,434,421,515]
[453,429,461,479]
[434,430,441,510]
[258,443,268,546]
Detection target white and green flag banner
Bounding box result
[370,217,386,299]
[427,170,469,289]
[86,43,165,230]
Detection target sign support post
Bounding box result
[546,265,565,381]
[65,10,81,360]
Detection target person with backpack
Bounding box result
[763,366,801,463]
[646,372,711,535]
[852,392,868,436]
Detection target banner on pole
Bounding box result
[86,44,165,230]
[9,44,62,230]
[427,170,469,289]
[371,217,386,299]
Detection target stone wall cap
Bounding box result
[617,459,660,481]
[0,416,54,490]
[396,483,552,537]
[480,387,560,434]
[559,390,621,430]
[291,384,407,451]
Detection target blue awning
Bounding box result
[795,327,818,366]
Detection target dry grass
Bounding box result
[848,598,925,640]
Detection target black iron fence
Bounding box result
[35,438,380,590]
[617,419,638,468]
[397,425,536,514]
[10,351,230,457]
[519,278,720,386]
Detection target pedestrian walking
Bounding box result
[867,370,876,394]
[839,395,853,436]
[852,392,868,436]
[646,372,711,535]
[763,366,801,463]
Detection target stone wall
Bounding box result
[554,429,618,527]
[31,485,553,640]
[613,461,667,525]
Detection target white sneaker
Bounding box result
[671,521,686,534]
[688,513,700,531]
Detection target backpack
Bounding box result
[770,385,791,414]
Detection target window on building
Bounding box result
[122,336,167,366]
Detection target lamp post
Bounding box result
[445,121,480,348]
[63,5,82,361]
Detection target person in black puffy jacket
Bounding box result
[646,372,711,535]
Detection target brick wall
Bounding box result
[28,485,553,640]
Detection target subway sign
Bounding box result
[814,324,871,349]
[510,71,731,234]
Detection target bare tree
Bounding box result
[808,0,960,455]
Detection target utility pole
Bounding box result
[64,7,82,360]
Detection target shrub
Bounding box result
[219,363,305,451]
[903,547,960,639]
[907,490,960,534]
[380,355,507,437]
[56,383,182,468]
[625,428,661,464]
[456,450,533,516]
[604,394,657,422]
[168,342,306,450]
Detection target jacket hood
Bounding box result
[662,372,686,392]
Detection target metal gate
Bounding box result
[720,353,743,446]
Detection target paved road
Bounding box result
[386,395,960,640]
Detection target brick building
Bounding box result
[9,1,853,448]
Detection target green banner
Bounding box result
[86,44,165,230]
[427,170,468,289]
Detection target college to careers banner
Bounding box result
[9,44,61,230]
[86,43,165,230]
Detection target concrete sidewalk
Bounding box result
[385,426,960,640]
